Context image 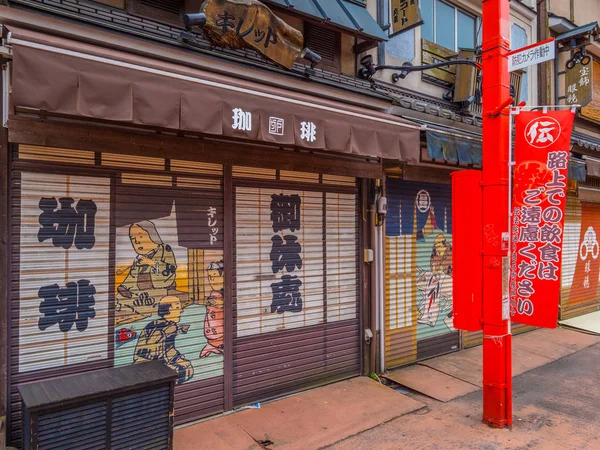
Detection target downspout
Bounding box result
[378,207,386,373]
[377,0,387,66]
[369,204,377,376]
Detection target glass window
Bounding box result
[457,11,475,49]
[435,1,455,50]
[421,0,434,42]
[511,24,529,103]
[421,1,478,51]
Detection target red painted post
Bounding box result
[481,0,512,427]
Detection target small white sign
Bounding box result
[508,38,555,72]
[269,117,285,135]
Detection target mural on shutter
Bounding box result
[114,179,225,385]
[385,179,458,367]
[19,173,111,372]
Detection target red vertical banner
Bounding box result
[510,110,575,328]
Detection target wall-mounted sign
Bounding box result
[508,38,555,72]
[565,62,593,107]
[390,0,423,37]
[200,0,303,69]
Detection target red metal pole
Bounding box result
[481,0,512,428]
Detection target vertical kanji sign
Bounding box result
[510,110,575,328]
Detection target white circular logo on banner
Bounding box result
[524,116,561,149]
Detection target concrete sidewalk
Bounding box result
[383,327,600,402]
[173,327,600,450]
[174,377,425,450]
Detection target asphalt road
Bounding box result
[327,340,600,450]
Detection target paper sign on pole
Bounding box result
[510,110,575,328]
[508,38,555,72]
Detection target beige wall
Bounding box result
[369,0,537,105]
[549,0,600,26]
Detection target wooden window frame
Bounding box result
[127,0,183,26]
[303,22,342,74]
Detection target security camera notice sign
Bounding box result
[510,110,575,328]
[508,38,555,72]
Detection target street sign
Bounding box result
[565,62,593,106]
[508,38,555,72]
[510,110,575,328]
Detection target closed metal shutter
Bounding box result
[561,191,600,319]
[232,172,360,406]
[384,178,459,369]
[10,145,225,445]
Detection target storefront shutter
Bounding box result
[561,191,600,319]
[232,170,360,406]
[10,145,226,445]
[384,178,459,369]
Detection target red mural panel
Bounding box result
[510,110,575,328]
[569,203,600,305]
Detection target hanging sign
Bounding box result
[508,38,555,72]
[565,62,593,107]
[510,110,575,328]
[390,0,423,37]
[200,0,304,69]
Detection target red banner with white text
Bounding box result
[510,110,575,328]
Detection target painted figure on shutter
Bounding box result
[416,234,453,328]
[116,221,182,326]
[386,181,455,344]
[133,296,194,384]
[200,260,225,358]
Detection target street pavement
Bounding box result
[174,328,600,450]
[328,339,600,450]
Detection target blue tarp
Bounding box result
[426,130,482,165]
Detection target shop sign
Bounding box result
[201,0,304,69]
[510,110,575,328]
[565,62,593,107]
[508,38,555,72]
[390,0,423,37]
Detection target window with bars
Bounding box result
[303,22,341,73]
[127,0,183,25]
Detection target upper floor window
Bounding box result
[511,23,529,103]
[421,0,477,51]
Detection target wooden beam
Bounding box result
[7,118,383,179]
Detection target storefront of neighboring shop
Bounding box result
[1,26,420,445]
[382,124,537,369]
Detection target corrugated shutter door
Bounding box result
[233,174,360,406]
[10,146,226,445]
[384,178,459,369]
[561,192,600,319]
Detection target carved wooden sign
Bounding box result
[200,0,303,69]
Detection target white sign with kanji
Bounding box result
[508,38,555,72]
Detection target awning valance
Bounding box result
[265,0,388,41]
[7,26,418,161]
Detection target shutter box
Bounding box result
[19,362,177,450]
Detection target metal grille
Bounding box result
[232,184,360,406]
[35,402,107,450]
[304,23,339,72]
[384,178,459,369]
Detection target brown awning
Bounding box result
[7,26,420,161]
[585,157,600,178]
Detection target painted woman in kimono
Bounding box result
[116,221,178,325]
[200,260,225,358]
